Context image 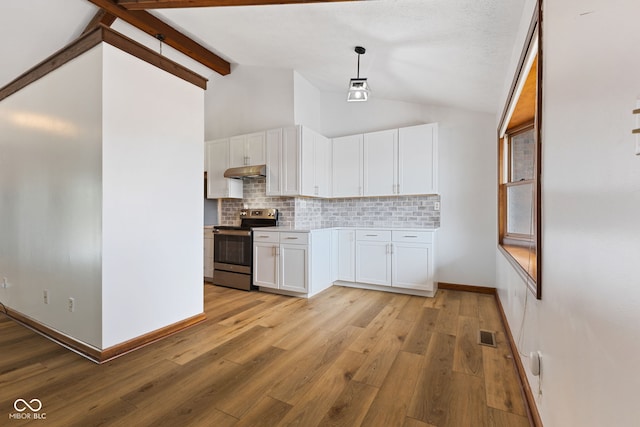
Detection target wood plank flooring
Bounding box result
[0,285,531,427]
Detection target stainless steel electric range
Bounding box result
[211,208,278,291]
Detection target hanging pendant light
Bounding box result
[347,46,371,102]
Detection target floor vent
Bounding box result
[478,330,496,347]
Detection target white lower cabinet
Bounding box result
[280,243,308,292]
[255,228,435,297]
[353,229,435,294]
[253,240,279,289]
[391,243,432,290]
[253,230,332,297]
[336,229,356,282]
[355,230,392,286]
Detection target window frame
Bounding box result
[497,4,542,299]
[504,122,536,242]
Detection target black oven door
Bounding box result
[213,231,252,274]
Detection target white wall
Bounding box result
[320,92,497,287]
[293,71,322,131]
[101,44,204,348]
[0,46,104,347]
[204,65,295,140]
[496,1,640,426]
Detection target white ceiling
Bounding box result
[0,0,526,113]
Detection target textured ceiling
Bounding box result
[0,0,525,113]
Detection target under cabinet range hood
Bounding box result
[223,164,266,179]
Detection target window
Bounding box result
[498,6,542,299]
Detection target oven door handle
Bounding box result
[213,229,251,237]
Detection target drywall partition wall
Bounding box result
[101,43,204,348]
[0,45,104,347]
[293,71,322,131]
[204,65,295,140]
[495,1,640,426]
[320,92,497,287]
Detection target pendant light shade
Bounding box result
[347,46,371,102]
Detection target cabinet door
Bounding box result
[337,230,356,281]
[391,243,433,291]
[281,126,300,196]
[300,127,317,196]
[315,133,331,197]
[280,243,308,292]
[229,135,247,167]
[246,132,266,166]
[363,129,398,196]
[266,129,282,196]
[398,123,438,195]
[355,241,392,286]
[332,135,363,197]
[253,242,279,289]
[206,140,242,199]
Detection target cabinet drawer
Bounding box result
[392,231,434,244]
[356,230,392,242]
[280,232,309,245]
[253,231,279,243]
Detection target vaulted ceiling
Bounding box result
[0,0,526,113]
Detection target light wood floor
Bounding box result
[0,285,531,427]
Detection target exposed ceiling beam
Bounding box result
[117,0,360,10]
[81,9,117,35]
[87,0,231,75]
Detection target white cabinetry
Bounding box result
[204,227,214,281]
[253,231,279,289]
[230,132,266,167]
[355,230,392,286]
[266,127,300,196]
[398,123,438,195]
[390,231,434,291]
[253,229,332,297]
[205,139,242,199]
[332,135,363,197]
[336,229,356,281]
[362,124,438,197]
[351,229,436,295]
[363,129,398,196]
[280,232,309,293]
[301,127,331,197]
[253,231,308,292]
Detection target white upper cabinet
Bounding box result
[206,139,243,199]
[266,126,300,197]
[362,124,438,197]
[363,129,398,196]
[214,123,436,199]
[300,127,331,197]
[229,132,266,167]
[398,123,438,195]
[265,128,282,196]
[332,134,363,197]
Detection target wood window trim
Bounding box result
[497,2,543,299]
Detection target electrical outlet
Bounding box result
[68,297,75,312]
[43,290,49,304]
[2,277,7,289]
[434,201,441,211]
